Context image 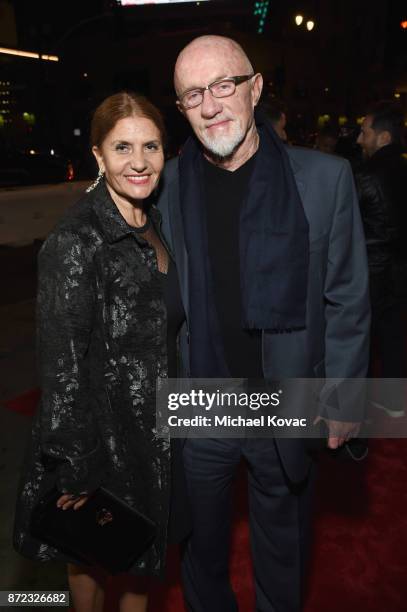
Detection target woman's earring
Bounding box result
[86,167,104,193]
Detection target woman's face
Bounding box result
[93,115,164,203]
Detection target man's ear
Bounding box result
[252,73,263,107]
[92,146,104,173]
[377,130,392,148]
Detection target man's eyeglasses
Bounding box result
[178,74,255,110]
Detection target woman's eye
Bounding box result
[145,143,160,151]
[115,144,130,152]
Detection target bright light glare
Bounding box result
[306,20,315,31]
[0,46,58,61]
[295,15,303,26]
[41,54,59,62]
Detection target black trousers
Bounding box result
[181,438,315,612]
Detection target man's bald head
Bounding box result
[174,35,253,96]
[173,35,262,166]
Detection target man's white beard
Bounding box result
[201,121,244,158]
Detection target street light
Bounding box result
[295,15,303,26]
[306,20,315,31]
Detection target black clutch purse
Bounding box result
[29,487,157,574]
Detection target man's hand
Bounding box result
[56,494,89,511]
[314,416,361,449]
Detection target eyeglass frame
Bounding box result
[177,74,256,110]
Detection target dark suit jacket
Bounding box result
[157,146,370,482]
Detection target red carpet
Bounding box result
[4,387,42,417]
[5,390,407,611]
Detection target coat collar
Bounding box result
[255,109,307,203]
[286,147,307,202]
[90,179,161,245]
[368,143,403,166]
[286,149,301,175]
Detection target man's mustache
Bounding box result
[203,116,234,129]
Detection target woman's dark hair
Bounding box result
[90,92,166,148]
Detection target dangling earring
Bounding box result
[86,167,104,193]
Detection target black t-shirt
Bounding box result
[203,153,263,379]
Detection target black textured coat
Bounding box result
[13,181,172,576]
[355,144,407,302]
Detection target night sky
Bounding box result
[0,0,405,163]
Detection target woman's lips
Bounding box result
[125,175,150,185]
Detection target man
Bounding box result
[356,101,407,407]
[261,99,288,141]
[158,35,370,611]
[315,125,338,155]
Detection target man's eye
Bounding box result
[186,91,201,102]
[212,81,234,94]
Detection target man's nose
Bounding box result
[200,88,223,118]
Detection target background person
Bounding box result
[356,102,407,373]
[260,99,288,142]
[13,92,190,612]
[315,124,339,154]
[355,100,407,414]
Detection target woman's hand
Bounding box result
[56,494,89,511]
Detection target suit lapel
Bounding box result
[287,149,307,204]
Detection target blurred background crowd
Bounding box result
[0,0,405,184]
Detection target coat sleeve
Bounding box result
[37,229,104,495]
[355,169,395,272]
[321,160,371,422]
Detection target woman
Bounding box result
[13,92,190,612]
